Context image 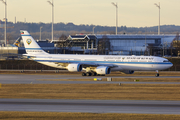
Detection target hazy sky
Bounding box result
[0,0,180,27]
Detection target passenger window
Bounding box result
[163,60,169,62]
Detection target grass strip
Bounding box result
[0,111,180,120]
[1,84,180,100]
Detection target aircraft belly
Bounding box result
[115,63,166,71]
[111,65,123,71]
[120,64,153,71]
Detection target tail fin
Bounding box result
[20,30,48,55]
[13,37,21,47]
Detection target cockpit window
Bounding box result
[163,60,169,62]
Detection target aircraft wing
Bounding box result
[54,61,118,68]
[23,55,118,68]
[80,62,118,68]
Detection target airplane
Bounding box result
[13,37,22,47]
[20,30,173,77]
[5,37,22,47]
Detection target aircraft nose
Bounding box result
[168,62,173,68]
[170,62,173,67]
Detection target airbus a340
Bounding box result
[21,30,173,77]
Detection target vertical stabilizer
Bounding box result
[13,37,21,47]
[20,30,48,54]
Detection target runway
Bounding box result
[0,74,180,84]
[0,99,180,114]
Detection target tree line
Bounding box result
[0,21,180,40]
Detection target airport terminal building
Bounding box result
[60,34,177,56]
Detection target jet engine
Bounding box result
[67,63,82,72]
[121,70,134,74]
[95,66,111,75]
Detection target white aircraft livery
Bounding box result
[21,30,173,77]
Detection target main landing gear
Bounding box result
[82,72,98,76]
[155,70,159,77]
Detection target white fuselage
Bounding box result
[28,54,173,71]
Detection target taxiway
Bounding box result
[0,74,180,84]
[0,99,180,114]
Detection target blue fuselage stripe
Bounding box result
[26,48,42,50]
[21,35,31,36]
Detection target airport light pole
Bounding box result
[93,26,96,34]
[47,0,54,41]
[40,26,43,40]
[163,34,164,57]
[154,2,160,35]
[0,0,7,46]
[112,2,118,35]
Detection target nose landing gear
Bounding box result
[155,70,159,77]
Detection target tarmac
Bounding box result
[0,74,180,84]
[0,99,180,114]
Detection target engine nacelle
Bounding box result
[95,66,111,75]
[67,63,82,72]
[121,70,134,74]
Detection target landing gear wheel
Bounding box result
[155,70,159,77]
[91,72,97,76]
[86,72,92,76]
[82,72,86,76]
[155,73,159,77]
